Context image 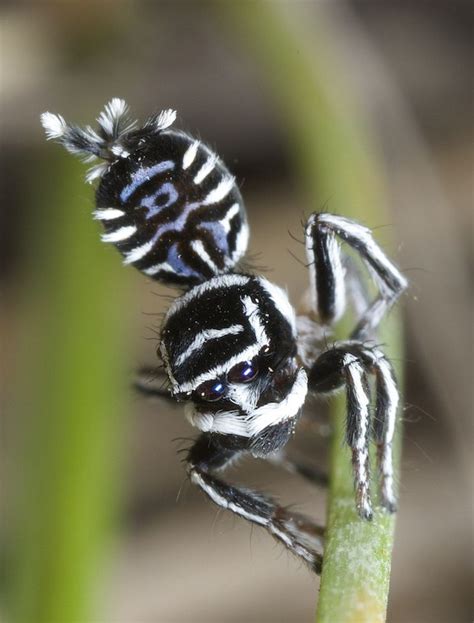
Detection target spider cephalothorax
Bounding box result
[41,99,407,573]
[160,273,307,456]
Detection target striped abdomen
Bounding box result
[95,130,249,286]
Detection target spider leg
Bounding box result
[305,212,407,339]
[133,366,173,401]
[187,434,324,573]
[370,349,399,512]
[268,451,328,488]
[309,341,399,517]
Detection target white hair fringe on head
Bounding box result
[40,99,178,182]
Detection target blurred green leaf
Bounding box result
[9,151,131,622]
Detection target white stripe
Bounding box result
[242,295,268,348]
[306,237,317,308]
[343,355,371,513]
[375,354,398,506]
[318,213,408,292]
[232,221,249,261]
[327,233,346,320]
[190,471,269,526]
[190,240,220,273]
[257,277,296,336]
[164,274,250,319]
[93,208,125,221]
[202,175,235,205]
[182,140,199,169]
[247,367,308,435]
[176,342,262,394]
[305,217,346,323]
[269,524,318,565]
[344,356,370,450]
[123,239,154,264]
[175,325,244,367]
[194,154,217,184]
[101,225,136,243]
[143,261,175,276]
[220,203,240,233]
[176,294,269,402]
[376,355,399,444]
[186,368,308,437]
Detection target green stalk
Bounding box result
[8,152,130,622]
[223,3,403,621]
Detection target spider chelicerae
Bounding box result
[41,99,407,573]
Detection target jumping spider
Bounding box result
[41,100,407,572]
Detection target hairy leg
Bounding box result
[305,212,407,339]
[309,342,399,517]
[187,434,324,572]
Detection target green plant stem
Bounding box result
[9,153,131,622]
[223,4,403,621]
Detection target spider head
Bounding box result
[160,274,308,455]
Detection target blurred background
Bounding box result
[1,2,472,622]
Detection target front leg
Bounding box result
[133,366,173,401]
[309,342,399,517]
[187,434,324,573]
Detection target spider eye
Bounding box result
[195,379,226,402]
[228,360,259,384]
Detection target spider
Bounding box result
[41,99,407,573]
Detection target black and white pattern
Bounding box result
[308,341,399,518]
[42,99,248,286]
[305,213,407,339]
[41,99,408,575]
[187,434,324,573]
[160,273,307,449]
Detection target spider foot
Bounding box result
[270,507,324,573]
[352,448,373,521]
[378,444,397,513]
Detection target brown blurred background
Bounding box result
[1,2,472,622]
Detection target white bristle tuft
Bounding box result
[85,162,109,184]
[97,98,133,137]
[107,97,128,119]
[40,112,67,139]
[153,109,177,131]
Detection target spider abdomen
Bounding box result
[95,130,249,285]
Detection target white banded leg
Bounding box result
[344,345,399,512]
[305,213,407,339]
[309,342,400,517]
[371,351,399,512]
[343,354,373,519]
[187,435,324,573]
[305,214,347,325]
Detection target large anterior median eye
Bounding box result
[227,360,259,384]
[194,379,226,402]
